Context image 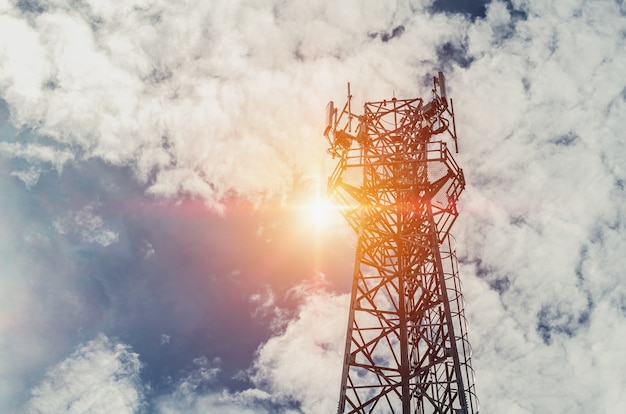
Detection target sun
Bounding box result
[285,177,345,237]
[302,193,338,229]
[292,178,343,231]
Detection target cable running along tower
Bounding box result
[324,73,478,414]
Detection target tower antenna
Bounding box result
[324,72,478,414]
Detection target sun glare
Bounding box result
[303,194,338,229]
[292,178,343,231]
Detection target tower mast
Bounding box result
[324,73,478,414]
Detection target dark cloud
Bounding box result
[536,297,593,345]
[15,0,46,15]
[431,0,490,19]
[550,132,580,147]
[369,25,406,42]
[437,41,474,68]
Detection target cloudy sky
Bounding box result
[1,0,625,412]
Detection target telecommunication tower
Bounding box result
[323,73,478,414]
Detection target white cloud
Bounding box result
[142,240,155,259]
[0,0,459,208]
[249,286,292,332]
[155,388,299,414]
[53,204,119,246]
[449,1,626,411]
[25,334,144,414]
[177,356,221,395]
[10,165,41,187]
[153,355,300,414]
[0,141,74,170]
[249,288,347,413]
[0,12,50,103]
[152,285,346,414]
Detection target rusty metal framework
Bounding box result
[324,73,478,414]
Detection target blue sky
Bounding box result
[1,0,626,413]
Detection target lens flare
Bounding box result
[294,176,346,232]
[302,193,338,229]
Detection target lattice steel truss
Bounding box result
[324,73,478,414]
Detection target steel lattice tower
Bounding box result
[323,73,478,414]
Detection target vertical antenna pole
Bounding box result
[451,98,459,153]
[347,82,352,132]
